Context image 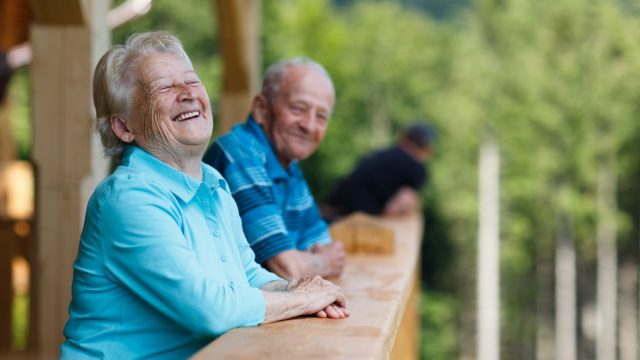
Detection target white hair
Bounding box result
[93,31,193,161]
[261,57,334,103]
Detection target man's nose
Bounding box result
[299,112,317,132]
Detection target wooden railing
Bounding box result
[192,212,423,360]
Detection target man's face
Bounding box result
[129,52,213,159]
[257,66,335,167]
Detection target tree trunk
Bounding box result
[618,261,637,360]
[596,160,617,360]
[477,138,500,360]
[536,253,555,360]
[555,210,576,360]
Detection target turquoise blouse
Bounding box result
[61,146,281,359]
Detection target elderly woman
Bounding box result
[60,31,348,359]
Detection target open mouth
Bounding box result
[173,111,200,122]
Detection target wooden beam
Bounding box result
[0,0,32,50]
[31,25,92,357]
[215,0,260,135]
[30,1,111,357]
[29,0,85,25]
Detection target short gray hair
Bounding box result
[93,31,193,161]
[261,57,334,103]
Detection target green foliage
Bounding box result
[8,70,31,160]
[420,290,459,359]
[265,0,640,357]
[113,0,222,103]
[12,294,29,350]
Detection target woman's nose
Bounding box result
[176,83,196,101]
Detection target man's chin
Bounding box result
[291,149,315,161]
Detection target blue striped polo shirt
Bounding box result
[203,116,332,264]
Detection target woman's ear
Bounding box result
[251,94,270,125]
[110,115,135,143]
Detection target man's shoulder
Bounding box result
[213,123,266,162]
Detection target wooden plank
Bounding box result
[214,0,260,135]
[192,214,423,359]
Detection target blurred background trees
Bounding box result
[5,0,640,358]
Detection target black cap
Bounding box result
[404,122,436,148]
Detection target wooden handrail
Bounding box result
[192,213,423,360]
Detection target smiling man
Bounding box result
[203,58,345,280]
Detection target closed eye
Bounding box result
[154,85,172,93]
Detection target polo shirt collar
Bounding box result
[122,146,222,202]
[245,115,295,180]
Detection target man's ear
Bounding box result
[110,115,135,143]
[251,94,270,125]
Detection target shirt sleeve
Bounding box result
[224,189,283,288]
[99,177,266,337]
[218,153,296,264]
[405,153,427,190]
[296,182,332,250]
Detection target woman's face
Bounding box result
[129,52,213,160]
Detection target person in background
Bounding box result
[61,32,348,360]
[324,122,436,218]
[203,58,345,280]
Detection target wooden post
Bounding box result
[30,0,110,357]
[215,0,260,135]
[31,24,92,357]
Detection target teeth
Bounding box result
[174,111,200,122]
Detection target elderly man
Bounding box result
[203,58,345,280]
[61,33,347,359]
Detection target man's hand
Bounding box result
[264,242,346,280]
[383,186,421,217]
[311,242,345,278]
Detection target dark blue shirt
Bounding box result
[328,146,427,215]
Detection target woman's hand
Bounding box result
[262,275,349,323]
[287,276,349,318]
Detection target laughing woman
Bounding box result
[60,31,348,359]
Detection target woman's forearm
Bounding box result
[261,279,289,292]
[261,289,308,324]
